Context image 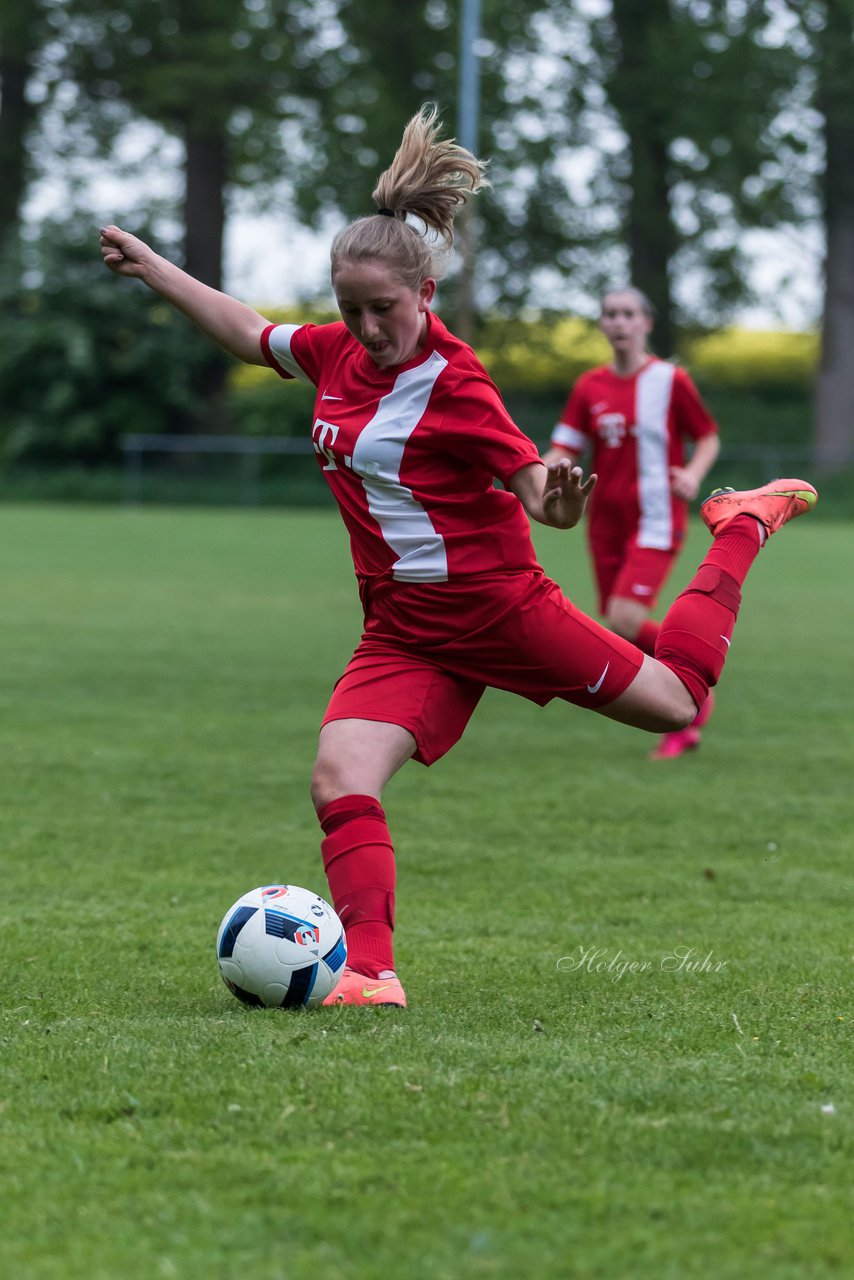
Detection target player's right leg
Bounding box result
[311,641,484,1008]
[312,718,416,1009]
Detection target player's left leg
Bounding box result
[602,478,817,731]
[604,545,712,757]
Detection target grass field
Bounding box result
[1,502,851,1280]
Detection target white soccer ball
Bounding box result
[216,884,346,1009]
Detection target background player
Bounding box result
[543,288,721,759]
[100,107,816,1008]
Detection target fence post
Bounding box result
[242,448,261,507]
[124,438,143,507]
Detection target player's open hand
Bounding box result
[542,459,597,528]
[99,225,153,279]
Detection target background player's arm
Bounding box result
[508,459,596,530]
[669,432,720,501]
[100,224,270,365]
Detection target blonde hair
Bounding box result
[330,104,489,290]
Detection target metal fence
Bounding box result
[120,433,815,507]
[121,433,315,506]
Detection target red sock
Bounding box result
[635,619,660,656]
[317,794,396,980]
[655,516,762,710]
[702,515,765,585]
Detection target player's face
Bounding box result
[333,259,436,368]
[599,292,653,358]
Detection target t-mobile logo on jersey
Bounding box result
[312,418,340,471]
[595,412,626,448]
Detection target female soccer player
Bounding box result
[100,106,816,1008]
[543,288,721,760]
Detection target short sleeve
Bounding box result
[261,323,322,386]
[673,368,718,440]
[551,378,592,452]
[437,374,541,483]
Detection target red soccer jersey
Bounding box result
[262,312,543,583]
[550,359,718,549]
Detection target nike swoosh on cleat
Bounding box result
[720,635,731,647]
[587,662,610,695]
[361,984,393,999]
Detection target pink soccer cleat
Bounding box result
[701,479,817,538]
[649,726,701,761]
[322,966,407,1008]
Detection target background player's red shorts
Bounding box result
[588,527,680,615]
[322,570,643,765]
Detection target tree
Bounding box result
[60,0,326,290]
[0,0,55,256]
[0,214,220,463]
[58,0,332,417]
[284,0,592,329]
[587,0,805,355]
[811,0,854,468]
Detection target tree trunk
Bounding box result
[0,1,39,253]
[183,130,226,290]
[607,0,678,358]
[623,130,678,359]
[181,127,230,425]
[813,0,854,471]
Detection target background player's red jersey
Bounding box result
[262,312,542,583]
[550,359,718,549]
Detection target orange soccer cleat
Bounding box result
[321,967,407,1008]
[701,479,818,538]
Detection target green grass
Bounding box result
[1,503,851,1280]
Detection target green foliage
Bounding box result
[591,0,809,336]
[0,218,223,463]
[0,215,822,484]
[1,506,852,1278]
[60,0,310,167]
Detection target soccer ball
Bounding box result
[216,884,346,1009]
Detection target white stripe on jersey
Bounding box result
[552,422,586,452]
[635,361,676,549]
[266,324,314,385]
[352,350,450,582]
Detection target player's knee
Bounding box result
[605,600,643,640]
[622,658,699,732]
[608,615,638,641]
[666,689,699,731]
[310,756,349,813]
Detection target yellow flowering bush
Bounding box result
[230,306,818,401]
[684,328,819,390]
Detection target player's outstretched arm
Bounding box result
[508,459,596,530]
[99,224,270,365]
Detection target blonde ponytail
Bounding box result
[331,104,489,289]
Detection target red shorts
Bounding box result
[588,530,680,615]
[322,571,643,765]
